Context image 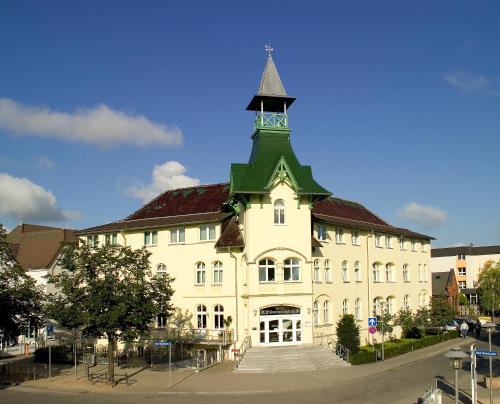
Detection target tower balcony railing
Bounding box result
[254,112,288,130]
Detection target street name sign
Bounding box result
[154,341,171,347]
[476,350,497,357]
[368,326,377,334]
[368,317,378,327]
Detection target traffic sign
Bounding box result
[476,350,497,357]
[46,324,55,341]
[368,326,377,334]
[154,341,171,347]
[231,348,240,353]
[368,317,378,327]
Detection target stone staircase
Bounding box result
[235,344,349,373]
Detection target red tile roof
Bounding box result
[215,216,244,248]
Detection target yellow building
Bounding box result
[80,52,433,348]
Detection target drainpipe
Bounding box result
[229,248,239,349]
[366,230,373,343]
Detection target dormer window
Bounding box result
[274,199,285,224]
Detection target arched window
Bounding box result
[214,304,224,329]
[419,291,427,307]
[313,301,319,326]
[387,296,396,315]
[354,261,361,282]
[385,263,394,282]
[284,258,301,282]
[323,301,330,324]
[259,259,276,283]
[403,264,409,282]
[274,199,285,224]
[324,260,331,282]
[197,305,207,329]
[213,261,223,284]
[372,263,381,282]
[342,261,349,282]
[313,259,320,282]
[195,262,206,284]
[354,298,361,320]
[156,263,167,279]
[342,299,349,315]
[403,295,410,311]
[373,297,383,316]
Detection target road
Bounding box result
[0,335,498,404]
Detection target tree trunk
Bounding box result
[107,335,114,386]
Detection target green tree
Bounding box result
[429,297,456,327]
[46,242,174,385]
[336,314,360,353]
[478,260,500,323]
[414,307,431,336]
[376,310,393,339]
[0,224,45,343]
[458,293,468,306]
[394,309,415,339]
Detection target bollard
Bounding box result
[44,364,47,379]
[104,370,108,384]
[125,372,128,386]
[90,372,93,385]
[33,365,36,381]
[85,363,89,380]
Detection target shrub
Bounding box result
[336,314,360,354]
[458,293,468,306]
[34,346,74,364]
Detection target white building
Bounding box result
[80,52,433,348]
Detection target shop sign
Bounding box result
[260,306,300,316]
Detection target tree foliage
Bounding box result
[376,311,394,338]
[46,242,174,385]
[336,314,360,353]
[0,224,45,342]
[394,309,419,338]
[478,260,500,319]
[413,307,431,336]
[429,297,456,326]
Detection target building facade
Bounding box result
[80,53,433,348]
[431,245,500,303]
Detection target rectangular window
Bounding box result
[259,267,276,282]
[170,228,185,244]
[351,231,360,245]
[458,267,466,276]
[144,230,158,246]
[457,254,466,260]
[200,224,216,241]
[399,237,406,250]
[375,233,381,247]
[86,235,98,247]
[458,281,466,289]
[105,233,117,245]
[335,228,344,244]
[317,225,327,241]
[385,235,392,248]
[411,239,416,251]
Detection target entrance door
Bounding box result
[259,316,302,345]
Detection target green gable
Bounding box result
[230,127,330,197]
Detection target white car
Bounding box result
[444,320,460,331]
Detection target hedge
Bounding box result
[350,330,459,365]
[34,346,74,364]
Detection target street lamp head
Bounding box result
[444,347,468,369]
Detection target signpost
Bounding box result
[475,350,497,357]
[46,324,54,378]
[471,344,477,404]
[368,317,378,327]
[153,341,172,388]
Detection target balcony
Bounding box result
[254,112,288,130]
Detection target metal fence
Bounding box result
[0,361,49,385]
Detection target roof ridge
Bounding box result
[119,211,226,224]
[324,196,390,225]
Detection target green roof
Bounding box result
[230,127,330,196]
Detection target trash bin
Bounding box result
[375,349,382,361]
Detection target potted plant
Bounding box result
[223,316,233,342]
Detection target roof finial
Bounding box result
[265,44,274,57]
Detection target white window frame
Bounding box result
[342,299,349,315]
[375,233,382,248]
[213,261,223,284]
[195,262,206,285]
[354,261,362,282]
[87,235,98,247]
[144,230,158,246]
[156,263,167,279]
[373,297,383,316]
[341,260,349,282]
[403,264,410,282]
[423,264,428,282]
[324,260,331,282]
[259,259,276,283]
[317,224,327,241]
[403,295,410,311]
[200,224,216,241]
[372,263,381,283]
[418,264,423,283]
[197,305,207,329]
[313,259,321,282]
[105,233,118,245]
[323,301,330,324]
[458,281,466,289]
[313,301,319,326]
[170,228,185,244]
[385,235,392,249]
[351,230,360,246]
[387,297,395,315]
[399,237,406,250]
[411,239,417,251]
[458,267,466,276]
[354,298,361,320]
[283,258,301,282]
[274,199,285,225]
[335,228,344,244]
[385,264,394,282]
[214,304,224,329]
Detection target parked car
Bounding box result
[443,320,460,331]
[454,317,476,331]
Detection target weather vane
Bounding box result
[265,44,274,56]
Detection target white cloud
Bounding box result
[127,161,200,203]
[0,172,81,222]
[0,98,183,147]
[35,154,56,170]
[398,202,447,228]
[443,72,488,93]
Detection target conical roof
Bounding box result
[257,55,287,96]
[246,53,295,112]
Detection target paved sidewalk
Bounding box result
[14,336,477,395]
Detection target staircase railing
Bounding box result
[335,342,351,364]
[233,335,252,371]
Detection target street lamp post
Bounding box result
[380,302,385,361]
[444,347,468,404]
[483,322,495,404]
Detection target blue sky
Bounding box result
[0,1,499,247]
